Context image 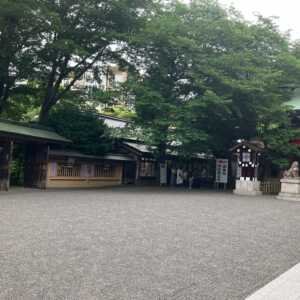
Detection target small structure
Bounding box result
[0,119,70,191]
[119,140,157,185]
[99,114,216,187]
[47,150,134,189]
[277,161,300,201]
[119,140,215,186]
[231,140,263,196]
[0,119,134,191]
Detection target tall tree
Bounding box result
[130,0,232,159]
[33,0,155,123]
[130,0,300,162]
[47,99,112,155]
[0,0,42,113]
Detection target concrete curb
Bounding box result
[246,263,300,300]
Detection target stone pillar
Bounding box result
[234,179,262,196]
[0,141,13,191]
[277,178,300,201]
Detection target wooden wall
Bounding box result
[46,159,123,189]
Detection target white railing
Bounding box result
[55,163,116,178]
[57,165,81,177]
[95,164,115,178]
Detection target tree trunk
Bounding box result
[158,142,167,163]
[39,102,52,124]
[0,98,6,114]
[0,92,9,114]
[39,87,58,124]
[0,74,11,114]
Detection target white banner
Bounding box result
[176,169,184,185]
[216,159,229,184]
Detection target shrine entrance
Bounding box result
[0,139,55,191]
[123,161,137,184]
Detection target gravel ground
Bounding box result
[1,187,300,300]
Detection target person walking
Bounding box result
[183,169,188,188]
[176,168,183,186]
[189,173,194,190]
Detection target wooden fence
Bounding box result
[57,165,81,177]
[260,181,281,195]
[55,163,116,178]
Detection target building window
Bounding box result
[140,160,156,177]
[95,163,116,177]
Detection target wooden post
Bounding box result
[24,144,49,189]
[38,145,49,189]
[0,140,13,191]
[135,157,140,185]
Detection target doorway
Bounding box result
[123,162,136,184]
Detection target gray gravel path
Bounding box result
[1,187,300,300]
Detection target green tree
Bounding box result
[47,100,112,155]
[130,0,232,160]
[0,0,43,113]
[0,0,157,122]
[130,0,300,163]
[33,0,155,123]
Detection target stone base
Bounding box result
[276,178,300,201]
[277,193,300,201]
[233,180,262,196]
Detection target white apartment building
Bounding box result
[64,64,128,92]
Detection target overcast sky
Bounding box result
[183,0,300,40]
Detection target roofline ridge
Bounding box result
[0,118,55,132]
[98,113,132,123]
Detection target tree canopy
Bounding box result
[1,0,300,167]
[127,0,300,166]
[0,0,43,113]
[47,100,112,155]
[0,0,156,122]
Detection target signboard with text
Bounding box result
[215,159,229,184]
[160,163,167,185]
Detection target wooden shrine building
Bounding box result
[0,119,71,191]
[230,140,264,196]
[47,150,134,189]
[0,119,136,191]
[118,140,215,186]
[230,140,263,182]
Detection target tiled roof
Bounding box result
[49,150,135,161]
[0,119,71,143]
[123,141,154,154]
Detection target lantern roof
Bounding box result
[230,140,264,153]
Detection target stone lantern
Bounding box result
[230,140,263,196]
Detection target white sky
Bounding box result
[183,0,300,40]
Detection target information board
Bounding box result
[215,159,229,184]
[160,163,167,185]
